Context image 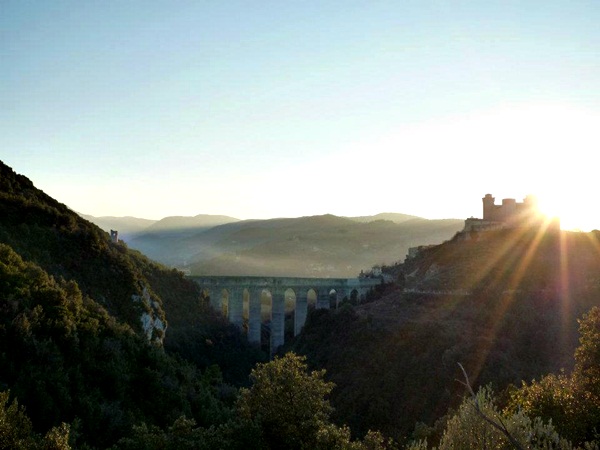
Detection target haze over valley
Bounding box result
[83,212,464,277]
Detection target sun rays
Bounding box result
[466,217,561,381]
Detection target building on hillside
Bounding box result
[463,194,559,233]
[110,229,119,243]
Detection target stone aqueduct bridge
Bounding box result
[189,276,382,352]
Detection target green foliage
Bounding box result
[0,160,166,333]
[237,352,335,449]
[292,284,595,443]
[0,390,37,450]
[575,307,600,398]
[509,307,600,445]
[160,295,266,387]
[114,353,395,450]
[114,415,264,450]
[237,352,394,450]
[0,243,231,448]
[407,386,578,450]
[0,390,72,450]
[40,423,71,450]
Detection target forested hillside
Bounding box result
[0,244,233,448]
[0,161,264,447]
[292,226,600,447]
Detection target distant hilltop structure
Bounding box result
[110,229,119,244]
[463,193,559,233]
[407,193,559,261]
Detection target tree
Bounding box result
[0,390,37,450]
[0,390,71,450]
[509,306,600,445]
[407,386,576,450]
[574,307,600,398]
[237,352,393,450]
[237,352,334,449]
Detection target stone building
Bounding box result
[463,193,558,233]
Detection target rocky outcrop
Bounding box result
[132,285,167,345]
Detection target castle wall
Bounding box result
[482,194,539,226]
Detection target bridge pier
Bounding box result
[271,289,285,355]
[229,287,244,328]
[317,288,331,309]
[248,288,262,344]
[295,292,308,336]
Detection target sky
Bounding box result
[2,1,599,230]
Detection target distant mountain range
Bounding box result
[83,212,465,277]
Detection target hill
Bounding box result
[143,214,240,235]
[127,214,464,276]
[291,225,600,443]
[187,216,464,277]
[348,212,422,223]
[123,214,240,264]
[0,160,264,447]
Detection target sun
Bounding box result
[491,104,600,233]
[537,196,597,232]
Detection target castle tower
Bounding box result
[501,198,517,222]
[482,194,496,221]
[110,230,119,244]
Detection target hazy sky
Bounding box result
[2,1,599,230]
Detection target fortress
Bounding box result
[407,193,559,260]
[463,193,558,233]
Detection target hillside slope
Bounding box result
[0,161,174,337]
[184,215,464,277]
[0,161,264,446]
[292,225,600,443]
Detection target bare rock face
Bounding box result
[132,286,167,345]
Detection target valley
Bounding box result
[1,160,599,449]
